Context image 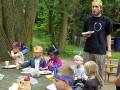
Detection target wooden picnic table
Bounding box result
[0,66,51,90]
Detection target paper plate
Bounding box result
[39,71,52,75]
[9,83,18,90]
[0,74,4,80]
[46,84,57,90]
[22,67,34,72]
[21,71,31,74]
[82,31,95,35]
[2,65,16,69]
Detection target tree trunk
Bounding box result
[48,10,55,45]
[0,0,10,61]
[59,0,68,51]
[13,0,25,42]
[2,0,16,45]
[24,0,38,51]
[72,0,79,45]
[0,0,38,61]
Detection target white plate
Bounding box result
[82,31,95,35]
[46,84,56,90]
[9,83,18,90]
[3,65,16,69]
[21,71,31,74]
[0,74,4,80]
[22,67,34,72]
[39,71,52,75]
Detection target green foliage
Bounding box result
[60,44,83,58]
[32,35,51,48]
[112,52,120,60]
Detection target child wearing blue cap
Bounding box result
[54,65,76,90]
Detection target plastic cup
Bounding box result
[5,61,9,66]
[16,63,20,69]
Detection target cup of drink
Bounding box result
[5,61,9,66]
[16,63,20,70]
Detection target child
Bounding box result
[54,65,75,90]
[21,45,46,69]
[12,42,29,55]
[46,47,62,72]
[10,42,24,64]
[84,61,104,90]
[72,55,87,80]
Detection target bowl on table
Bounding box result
[30,69,40,78]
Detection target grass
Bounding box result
[60,44,83,58]
[112,52,120,61]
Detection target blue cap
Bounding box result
[54,74,74,84]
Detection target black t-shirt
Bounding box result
[83,16,112,54]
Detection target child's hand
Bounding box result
[75,75,82,80]
[10,51,16,59]
[10,51,20,58]
[49,61,53,67]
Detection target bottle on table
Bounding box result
[24,76,31,90]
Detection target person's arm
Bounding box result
[11,51,20,57]
[105,17,112,58]
[106,34,112,58]
[21,58,32,68]
[10,51,20,59]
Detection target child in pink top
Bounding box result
[46,47,62,72]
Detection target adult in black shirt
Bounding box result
[82,0,112,79]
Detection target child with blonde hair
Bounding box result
[21,45,46,69]
[73,55,87,80]
[84,61,104,90]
